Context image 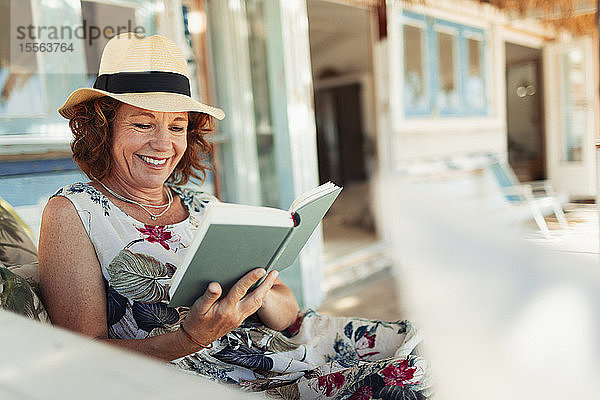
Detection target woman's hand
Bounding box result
[256,278,299,331]
[180,268,279,347]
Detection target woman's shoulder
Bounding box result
[51,182,111,216]
[170,185,219,213]
[52,182,100,198]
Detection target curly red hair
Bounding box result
[68,97,214,186]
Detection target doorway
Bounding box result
[505,42,545,182]
[315,82,368,186]
[308,0,384,293]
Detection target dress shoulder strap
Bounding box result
[170,186,218,214]
[50,183,113,234]
[51,182,112,216]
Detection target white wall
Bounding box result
[544,38,597,198]
[384,0,573,172]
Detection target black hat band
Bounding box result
[93,71,191,96]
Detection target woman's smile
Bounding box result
[136,154,169,167]
[110,103,188,191]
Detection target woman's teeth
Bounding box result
[139,155,167,165]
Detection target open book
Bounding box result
[168,182,342,307]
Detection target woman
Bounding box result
[39,33,431,399]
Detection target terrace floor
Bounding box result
[319,203,599,320]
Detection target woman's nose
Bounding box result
[150,125,172,150]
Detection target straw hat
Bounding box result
[58,33,225,120]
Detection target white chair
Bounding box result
[489,161,569,238]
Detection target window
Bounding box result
[403,22,429,115]
[0,0,167,212]
[560,48,586,162]
[0,0,161,138]
[402,12,487,117]
[436,27,459,113]
[466,34,485,110]
[81,1,138,77]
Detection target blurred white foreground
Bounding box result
[385,173,600,399]
[0,311,255,399]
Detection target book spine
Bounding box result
[265,225,295,271]
[248,226,294,291]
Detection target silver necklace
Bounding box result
[97,180,173,221]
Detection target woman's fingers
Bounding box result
[240,270,278,314]
[184,270,279,343]
[192,281,222,315]
[226,268,267,303]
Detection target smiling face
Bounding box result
[109,103,188,192]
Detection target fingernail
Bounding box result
[273,271,279,278]
[208,282,221,294]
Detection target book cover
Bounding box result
[268,187,342,272]
[168,182,342,307]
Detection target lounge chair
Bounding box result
[489,160,569,238]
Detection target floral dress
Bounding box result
[53,183,432,399]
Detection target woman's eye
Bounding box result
[134,123,152,130]
[170,126,186,133]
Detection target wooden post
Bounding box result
[377,0,387,40]
[596,0,600,254]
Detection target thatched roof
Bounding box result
[485,0,597,35]
[396,0,597,35]
[360,0,600,35]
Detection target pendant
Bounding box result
[151,215,157,220]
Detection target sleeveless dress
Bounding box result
[53,183,432,399]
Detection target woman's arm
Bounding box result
[256,278,299,331]
[38,196,278,361]
[39,196,109,337]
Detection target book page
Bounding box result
[270,185,342,272]
[210,202,295,227]
[289,182,340,211]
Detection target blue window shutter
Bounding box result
[402,11,488,118]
